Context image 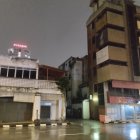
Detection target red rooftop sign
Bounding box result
[13,43,27,49]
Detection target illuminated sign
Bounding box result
[13,43,27,49]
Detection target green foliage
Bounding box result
[55,77,70,95]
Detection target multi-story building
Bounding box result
[59,57,83,106]
[59,56,89,118]
[87,0,140,122]
[0,45,65,122]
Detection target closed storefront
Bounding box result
[0,97,33,122]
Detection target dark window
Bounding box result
[16,69,23,78]
[93,69,97,76]
[97,83,105,105]
[92,22,95,29]
[23,70,29,79]
[8,68,15,77]
[98,59,127,68]
[30,71,36,79]
[1,68,7,77]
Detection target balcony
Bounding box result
[87,1,123,25]
[96,46,127,65]
[97,64,129,83]
[95,11,124,32]
[0,77,58,90]
[96,28,125,48]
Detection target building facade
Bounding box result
[0,52,65,122]
[59,57,83,106]
[59,56,89,118]
[87,0,140,122]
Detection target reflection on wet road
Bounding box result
[0,120,140,140]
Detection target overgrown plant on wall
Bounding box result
[55,77,70,99]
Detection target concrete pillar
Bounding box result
[32,94,41,121]
[51,101,57,120]
[62,95,66,120]
[58,98,63,120]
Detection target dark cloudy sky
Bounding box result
[0,0,139,67]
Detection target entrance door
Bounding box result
[40,106,51,120]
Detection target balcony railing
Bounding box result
[0,77,58,89]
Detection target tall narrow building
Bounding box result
[87,0,140,122]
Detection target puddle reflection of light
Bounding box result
[130,129,137,139]
[91,132,99,140]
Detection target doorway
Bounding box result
[40,106,51,120]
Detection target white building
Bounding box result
[0,55,65,122]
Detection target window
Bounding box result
[30,70,36,79]
[16,69,23,78]
[23,70,29,79]
[98,59,127,68]
[1,67,8,77]
[8,68,15,78]
[97,83,104,105]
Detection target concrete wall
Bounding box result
[107,11,124,27]
[108,28,125,44]
[97,64,129,83]
[71,61,82,98]
[0,56,38,69]
[108,46,127,62]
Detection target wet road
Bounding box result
[0,120,140,140]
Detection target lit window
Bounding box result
[137,20,140,29]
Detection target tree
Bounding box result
[55,76,70,98]
[56,77,70,120]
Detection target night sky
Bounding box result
[0,0,139,67]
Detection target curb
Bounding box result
[0,122,70,128]
[104,121,129,124]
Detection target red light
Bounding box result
[13,43,27,48]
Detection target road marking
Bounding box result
[16,125,23,128]
[62,123,67,126]
[3,125,10,128]
[59,133,86,137]
[28,124,35,127]
[40,124,46,127]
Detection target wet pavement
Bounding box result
[0,120,140,140]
